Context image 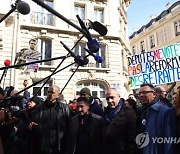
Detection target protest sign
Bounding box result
[127,43,180,89]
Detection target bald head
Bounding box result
[47,85,60,103]
[155,86,167,100]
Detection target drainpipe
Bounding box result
[10,11,19,87]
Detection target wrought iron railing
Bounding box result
[30,11,55,26]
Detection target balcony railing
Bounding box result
[30,12,55,26]
[74,60,108,69]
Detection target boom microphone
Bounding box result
[93,22,107,36]
[84,48,103,63]
[16,1,30,15]
[90,21,108,36]
[0,0,30,23]
[76,15,99,53]
[60,41,89,66]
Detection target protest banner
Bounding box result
[127,43,180,89]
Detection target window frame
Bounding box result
[32,79,53,99]
[140,40,145,52]
[94,7,104,23]
[37,38,53,66]
[174,20,180,36]
[149,35,155,48]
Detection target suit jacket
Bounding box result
[143,102,176,154]
[66,113,104,154]
[104,104,136,154]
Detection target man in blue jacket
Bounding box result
[137,83,176,154]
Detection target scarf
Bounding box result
[104,100,123,125]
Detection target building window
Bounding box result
[132,46,136,55]
[38,38,52,65]
[161,28,168,43]
[150,35,155,48]
[121,50,124,69]
[74,4,85,20]
[75,42,86,56]
[33,79,52,98]
[174,20,180,36]
[94,8,104,23]
[74,42,86,66]
[140,40,145,52]
[96,44,106,68]
[31,0,55,26]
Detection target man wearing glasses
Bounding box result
[28,85,70,154]
[104,88,136,154]
[137,83,176,154]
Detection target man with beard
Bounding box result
[29,85,70,154]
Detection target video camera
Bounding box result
[0,86,28,120]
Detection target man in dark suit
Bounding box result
[104,88,136,154]
[66,97,104,154]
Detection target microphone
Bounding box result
[0,60,11,84]
[16,1,30,15]
[76,15,99,53]
[84,48,103,63]
[4,59,11,67]
[60,41,89,66]
[89,20,108,36]
[0,0,30,23]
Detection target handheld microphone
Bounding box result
[16,1,30,15]
[89,20,108,36]
[76,15,99,53]
[84,48,103,63]
[60,41,89,66]
[0,60,11,84]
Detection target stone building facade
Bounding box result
[0,0,131,104]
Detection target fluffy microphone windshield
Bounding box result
[16,1,30,15]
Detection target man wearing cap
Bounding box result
[79,87,103,116]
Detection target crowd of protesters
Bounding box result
[0,80,179,154]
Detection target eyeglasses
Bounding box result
[48,91,55,94]
[106,96,115,100]
[138,91,154,95]
[30,42,36,45]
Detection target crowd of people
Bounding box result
[0,81,179,154]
